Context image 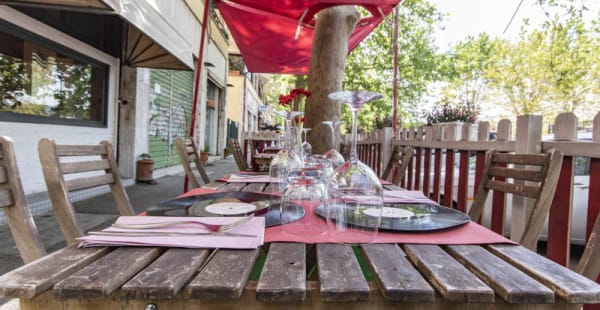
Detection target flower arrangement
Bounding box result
[278,88,312,107]
[425,101,479,125]
[277,88,311,154]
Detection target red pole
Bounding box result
[185,0,211,193]
[391,5,399,139]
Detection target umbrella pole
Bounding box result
[185,0,211,192]
[392,5,399,140]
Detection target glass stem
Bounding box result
[350,110,358,160]
[284,119,292,149]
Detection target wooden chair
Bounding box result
[468,149,563,250]
[229,138,250,171]
[38,138,135,245]
[175,137,210,188]
[577,203,600,281]
[381,145,414,185]
[0,136,47,263]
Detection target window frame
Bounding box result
[0,20,109,128]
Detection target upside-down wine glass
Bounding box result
[269,111,304,195]
[326,91,384,244]
[321,121,345,168]
[301,128,312,159]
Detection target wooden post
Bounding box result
[548,113,577,266]
[380,127,393,178]
[497,119,512,141]
[478,121,490,141]
[511,115,542,242]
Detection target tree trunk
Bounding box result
[305,6,360,154]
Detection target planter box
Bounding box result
[442,122,463,142]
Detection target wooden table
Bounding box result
[1,181,600,310]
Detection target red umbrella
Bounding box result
[216,0,400,74]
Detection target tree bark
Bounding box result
[305,6,360,154]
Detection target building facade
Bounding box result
[0,0,229,220]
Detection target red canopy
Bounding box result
[216,0,400,74]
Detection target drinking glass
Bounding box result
[301,128,312,159]
[280,173,328,237]
[321,121,345,168]
[326,91,384,244]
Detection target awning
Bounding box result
[114,0,194,70]
[1,0,194,70]
[216,0,400,74]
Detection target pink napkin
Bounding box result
[227,174,272,183]
[78,216,265,249]
[265,203,514,245]
[383,190,439,205]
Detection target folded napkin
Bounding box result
[383,190,439,205]
[227,174,272,183]
[78,216,265,249]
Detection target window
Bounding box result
[0,22,108,126]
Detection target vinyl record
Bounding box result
[314,202,470,232]
[146,192,304,227]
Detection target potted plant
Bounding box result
[223,147,231,158]
[135,153,154,183]
[200,144,209,164]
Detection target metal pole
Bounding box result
[392,5,399,140]
[185,0,211,192]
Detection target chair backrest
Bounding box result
[577,204,600,281]
[0,136,47,263]
[381,145,414,185]
[229,138,249,171]
[38,138,134,245]
[468,148,563,250]
[175,137,210,188]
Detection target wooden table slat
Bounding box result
[0,246,109,298]
[121,248,210,299]
[488,244,600,303]
[317,244,369,302]
[187,248,259,299]
[404,244,495,303]
[256,243,306,302]
[447,245,555,303]
[53,247,162,298]
[361,243,434,302]
[221,182,249,191]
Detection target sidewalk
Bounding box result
[0,157,238,306]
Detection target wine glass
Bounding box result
[280,173,328,237]
[301,128,312,159]
[321,121,345,168]
[326,91,384,244]
[269,111,304,195]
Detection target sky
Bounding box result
[430,0,547,51]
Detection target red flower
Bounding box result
[278,88,311,106]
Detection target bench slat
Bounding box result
[489,166,545,182]
[187,249,259,299]
[361,243,434,302]
[66,173,114,192]
[493,153,548,165]
[488,244,600,303]
[60,159,111,174]
[0,245,109,298]
[0,166,7,183]
[487,180,539,198]
[55,145,107,156]
[404,244,494,302]
[53,247,162,298]
[317,244,369,302]
[257,243,306,301]
[122,248,210,299]
[0,188,13,208]
[447,245,554,303]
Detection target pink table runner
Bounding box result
[181,188,514,245]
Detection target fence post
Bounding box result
[554,112,578,140]
[511,115,543,242]
[381,127,393,176]
[497,119,512,141]
[478,121,490,141]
